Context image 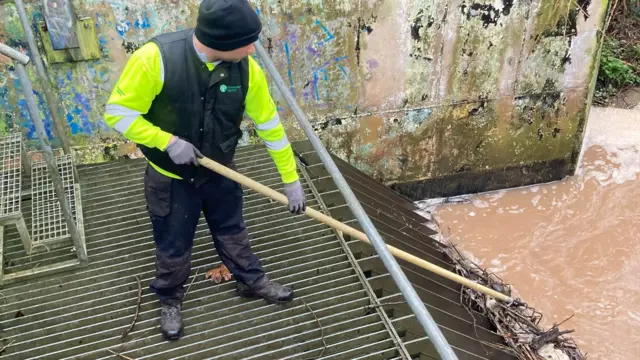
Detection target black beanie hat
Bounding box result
[195,0,262,51]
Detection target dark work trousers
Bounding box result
[144,164,267,306]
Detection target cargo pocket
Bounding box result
[144,165,172,217]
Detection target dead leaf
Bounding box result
[205,264,232,284]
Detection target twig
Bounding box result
[111,321,159,356]
[0,339,16,355]
[185,267,201,298]
[31,243,51,253]
[571,0,590,20]
[460,286,492,356]
[113,269,200,355]
[363,301,406,315]
[121,276,142,339]
[532,328,575,351]
[479,340,513,352]
[603,0,620,34]
[107,348,136,360]
[564,0,571,38]
[500,304,543,331]
[300,299,327,359]
[556,313,575,328]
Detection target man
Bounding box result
[104,0,306,340]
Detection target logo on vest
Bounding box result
[220,84,241,93]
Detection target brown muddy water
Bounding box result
[417,108,640,360]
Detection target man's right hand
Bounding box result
[165,136,202,166]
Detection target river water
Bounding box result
[418,108,640,360]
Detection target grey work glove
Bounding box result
[283,180,306,214]
[165,136,202,166]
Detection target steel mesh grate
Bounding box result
[0,133,23,217]
[30,154,77,244]
[0,144,517,359]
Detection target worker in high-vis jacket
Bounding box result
[104,0,305,340]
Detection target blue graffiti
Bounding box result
[312,72,320,101]
[311,60,331,74]
[306,44,321,58]
[315,19,335,45]
[322,69,330,101]
[337,65,348,77]
[56,70,72,91]
[116,20,132,37]
[73,92,93,134]
[66,112,82,135]
[284,42,294,96]
[61,89,95,136]
[335,57,349,78]
[310,57,349,83]
[69,122,81,134]
[98,35,108,47]
[17,89,55,141]
[134,13,151,29]
[0,86,10,129]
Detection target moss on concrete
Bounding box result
[0,0,608,198]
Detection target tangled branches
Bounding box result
[442,244,586,360]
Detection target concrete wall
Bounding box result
[0,0,608,197]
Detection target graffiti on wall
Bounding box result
[1,0,361,143]
[0,0,607,190]
[280,19,350,105]
[43,0,79,50]
[252,4,360,124]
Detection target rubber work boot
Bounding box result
[236,280,294,303]
[160,303,183,340]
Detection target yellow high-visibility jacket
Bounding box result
[104,41,298,184]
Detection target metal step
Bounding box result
[0,132,32,284]
[0,133,23,219]
[30,154,81,246]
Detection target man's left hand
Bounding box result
[283,180,306,214]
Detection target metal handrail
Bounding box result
[13,0,72,154]
[0,42,87,264]
[254,41,459,360]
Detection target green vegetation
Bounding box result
[595,1,640,105]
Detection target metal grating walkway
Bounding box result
[0,133,23,218]
[30,154,80,245]
[0,142,518,359]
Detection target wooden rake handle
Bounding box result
[197,156,514,304]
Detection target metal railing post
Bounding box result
[14,0,72,155]
[254,40,459,360]
[0,43,87,264]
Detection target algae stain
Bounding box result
[2,4,25,39]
